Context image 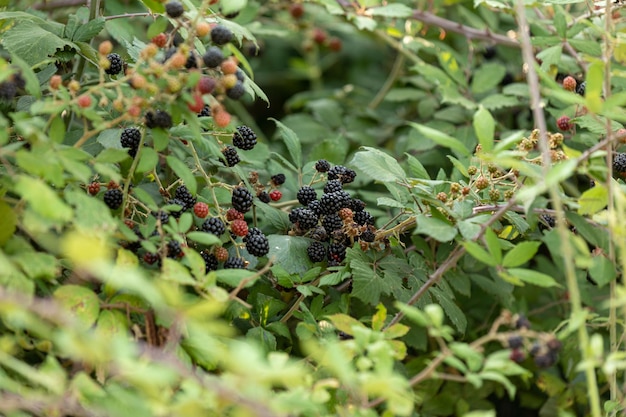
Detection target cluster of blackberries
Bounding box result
[288,160,376,266]
[120,127,141,157]
[508,315,562,368]
[169,185,196,217]
[220,126,258,166]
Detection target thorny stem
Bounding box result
[516,2,602,417]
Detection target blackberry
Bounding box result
[327,242,347,266]
[226,82,245,100]
[185,52,199,69]
[143,252,160,265]
[105,53,123,75]
[175,185,196,210]
[515,315,531,330]
[576,81,586,96]
[232,125,257,150]
[165,0,184,18]
[201,217,226,236]
[354,210,374,226]
[508,335,524,349]
[145,110,173,129]
[534,352,557,368]
[307,200,322,216]
[360,229,375,242]
[323,180,343,194]
[244,228,269,257]
[328,165,356,184]
[153,210,170,225]
[120,127,141,157]
[231,186,253,213]
[235,68,245,82]
[104,189,123,209]
[297,186,317,206]
[614,153,626,173]
[310,225,328,242]
[224,257,245,269]
[307,241,326,262]
[201,251,218,272]
[0,81,17,101]
[315,159,331,173]
[320,191,350,215]
[350,199,365,212]
[271,173,286,186]
[211,25,234,45]
[539,214,556,228]
[221,146,240,167]
[166,240,183,258]
[322,214,343,233]
[257,191,270,203]
[202,47,224,68]
[198,105,211,117]
[289,207,319,230]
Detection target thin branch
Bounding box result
[33,0,87,10]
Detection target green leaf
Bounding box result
[350,146,407,183]
[135,147,159,173]
[216,269,258,288]
[246,327,276,351]
[53,285,100,330]
[267,235,313,275]
[507,268,561,287]
[96,310,128,338]
[15,175,73,222]
[12,252,59,280]
[96,129,123,149]
[578,185,608,216]
[327,313,367,335]
[0,201,17,246]
[553,7,567,38]
[2,21,76,66]
[502,241,541,268]
[473,107,495,152]
[350,250,395,306]
[589,256,617,287]
[462,241,497,267]
[484,228,502,264]
[166,156,196,195]
[407,122,471,156]
[186,231,221,246]
[368,3,413,17]
[270,118,302,169]
[536,44,562,72]
[72,16,104,42]
[470,63,506,94]
[95,148,129,164]
[406,154,430,179]
[415,215,457,242]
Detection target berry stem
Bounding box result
[187,141,221,210]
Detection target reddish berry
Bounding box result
[129,105,141,118]
[226,208,244,221]
[328,37,342,52]
[557,115,572,131]
[196,21,210,37]
[312,28,327,44]
[107,180,118,190]
[77,94,92,108]
[269,190,282,201]
[152,33,168,48]
[143,252,159,265]
[214,246,229,262]
[230,219,248,237]
[193,202,209,218]
[88,182,100,195]
[562,76,577,92]
[509,348,525,364]
[187,93,204,113]
[197,77,216,95]
[49,75,62,90]
[290,3,304,19]
[98,41,113,55]
[338,207,353,220]
[617,128,626,144]
[220,58,238,75]
[213,109,231,128]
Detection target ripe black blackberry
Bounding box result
[105,53,124,75]
[224,256,245,269]
[211,25,233,45]
[232,125,257,150]
[120,127,141,157]
[508,335,524,349]
[328,165,356,184]
[221,146,240,167]
[226,82,245,100]
[360,229,375,242]
[103,189,123,209]
[614,153,626,173]
[257,191,270,203]
[350,199,365,212]
[175,185,196,210]
[145,110,173,129]
[165,0,184,18]
[307,241,326,262]
[185,52,199,69]
[201,217,226,236]
[166,240,183,258]
[289,207,319,230]
[576,81,586,96]
[244,228,269,257]
[231,186,253,213]
[322,214,343,233]
[327,242,347,266]
[320,191,350,215]
[315,159,331,173]
[202,47,224,68]
[308,200,322,216]
[153,210,170,225]
[271,173,286,186]
[297,186,317,205]
[354,210,374,226]
[539,214,556,228]
[323,180,343,194]
[235,68,245,82]
[201,251,218,272]
[310,225,328,242]
[198,105,211,117]
[0,81,17,101]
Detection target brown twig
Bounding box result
[33,0,87,10]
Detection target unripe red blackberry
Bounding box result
[289,3,305,19]
[211,25,234,45]
[556,115,572,131]
[226,208,244,221]
[165,1,184,18]
[193,202,209,218]
[269,190,282,201]
[230,219,248,237]
[232,125,257,150]
[143,252,160,265]
[214,246,229,262]
[562,76,577,92]
[88,182,101,196]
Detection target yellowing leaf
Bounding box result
[578,185,608,216]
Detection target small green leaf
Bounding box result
[166,156,196,195]
[507,268,561,287]
[0,201,17,246]
[405,154,430,179]
[502,241,541,268]
[327,313,367,335]
[473,106,495,152]
[589,256,617,287]
[578,185,608,216]
[136,147,159,173]
[186,231,221,246]
[15,175,73,222]
[267,235,313,275]
[351,146,407,183]
[484,228,502,264]
[95,148,129,164]
[270,118,302,169]
[462,241,497,267]
[368,4,412,17]
[415,215,457,242]
[53,285,100,330]
[73,16,104,42]
[470,63,506,94]
[407,122,471,156]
